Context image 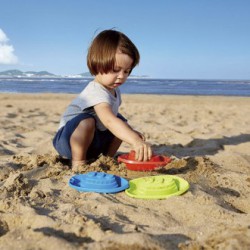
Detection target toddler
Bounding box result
[53,29,152,167]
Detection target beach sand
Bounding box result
[0,93,250,249]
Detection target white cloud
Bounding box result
[0,29,18,64]
[0,29,9,43]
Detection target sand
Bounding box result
[0,93,250,250]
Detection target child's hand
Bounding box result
[132,140,152,161]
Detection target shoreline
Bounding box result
[1,92,250,98]
[1,78,250,97]
[0,93,250,249]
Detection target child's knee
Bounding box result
[78,118,95,132]
[79,118,95,131]
[71,118,95,142]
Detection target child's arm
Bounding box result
[94,102,152,161]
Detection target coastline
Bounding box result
[0,93,250,249]
[1,78,250,96]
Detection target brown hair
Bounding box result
[87,29,140,75]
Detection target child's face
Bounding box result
[95,52,133,92]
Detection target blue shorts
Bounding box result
[53,113,126,160]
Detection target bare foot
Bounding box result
[72,160,87,172]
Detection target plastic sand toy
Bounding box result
[125,175,189,199]
[69,172,129,194]
[118,151,171,171]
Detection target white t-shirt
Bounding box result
[59,81,122,131]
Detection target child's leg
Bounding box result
[70,118,95,167]
[106,136,122,157]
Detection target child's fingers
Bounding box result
[145,145,153,161]
[143,144,148,161]
[141,144,152,161]
[137,145,144,161]
[133,141,152,161]
[148,147,153,159]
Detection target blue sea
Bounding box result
[0,77,250,96]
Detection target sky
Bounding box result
[0,0,250,79]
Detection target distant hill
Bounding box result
[0,70,92,78]
[0,69,25,76]
[0,70,56,77]
[0,69,149,78]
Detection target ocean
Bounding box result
[0,77,250,96]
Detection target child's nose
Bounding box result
[118,71,125,79]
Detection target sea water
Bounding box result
[0,77,250,96]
